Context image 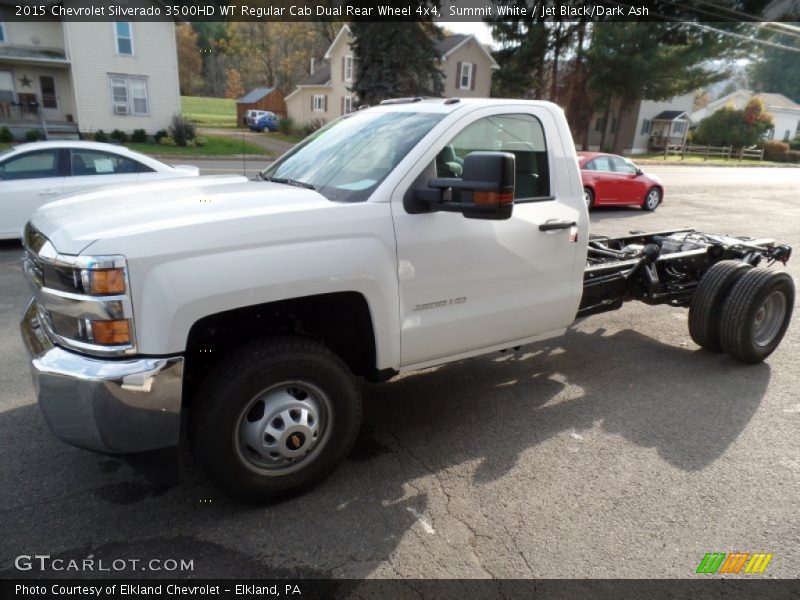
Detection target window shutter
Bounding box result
[341,96,344,115]
[310,95,314,111]
[470,63,476,90]
[342,56,345,81]
[456,61,462,87]
[324,95,327,112]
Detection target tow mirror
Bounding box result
[416,151,515,220]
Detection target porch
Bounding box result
[647,110,691,151]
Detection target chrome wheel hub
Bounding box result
[752,291,787,347]
[647,191,659,208]
[236,382,331,475]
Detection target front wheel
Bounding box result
[583,187,595,210]
[190,337,362,503]
[719,268,795,363]
[642,187,661,211]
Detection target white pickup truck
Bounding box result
[20,98,794,502]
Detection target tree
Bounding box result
[225,68,244,99]
[750,46,800,103]
[350,22,444,104]
[693,99,773,148]
[175,23,202,96]
[587,22,736,154]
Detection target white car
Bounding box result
[0,141,199,239]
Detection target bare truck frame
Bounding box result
[579,229,794,364]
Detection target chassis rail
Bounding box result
[579,228,792,318]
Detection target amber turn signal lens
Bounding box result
[83,268,126,295]
[92,320,131,345]
[473,191,514,206]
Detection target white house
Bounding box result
[0,7,180,139]
[583,92,695,154]
[286,25,499,126]
[690,89,800,143]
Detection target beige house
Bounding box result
[0,6,180,139]
[286,25,499,126]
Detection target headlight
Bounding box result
[22,226,136,356]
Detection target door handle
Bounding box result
[539,220,576,232]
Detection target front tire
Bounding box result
[190,337,362,503]
[583,187,595,210]
[642,187,661,211]
[719,268,794,364]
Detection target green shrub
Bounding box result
[194,136,207,147]
[110,129,128,143]
[694,105,772,149]
[158,136,176,147]
[94,129,108,142]
[789,136,800,151]
[131,129,147,143]
[169,114,196,147]
[0,127,13,143]
[762,141,789,162]
[785,150,800,164]
[25,129,42,142]
[277,117,293,135]
[153,129,168,143]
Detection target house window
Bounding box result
[459,62,473,90]
[0,22,6,43]
[344,55,353,82]
[343,95,353,115]
[594,117,605,132]
[640,119,651,135]
[312,95,325,112]
[108,75,148,116]
[115,22,133,55]
[796,120,800,134]
[783,130,791,142]
[610,117,617,133]
[673,121,687,135]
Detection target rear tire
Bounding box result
[719,268,795,364]
[688,260,753,352]
[190,336,362,503]
[642,187,661,211]
[584,187,595,210]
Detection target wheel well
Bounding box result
[182,292,376,407]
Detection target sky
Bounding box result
[440,21,496,47]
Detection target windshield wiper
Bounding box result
[260,175,315,190]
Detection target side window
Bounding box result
[69,150,141,176]
[0,150,60,180]
[591,157,613,172]
[583,160,596,171]
[436,113,550,200]
[611,157,637,174]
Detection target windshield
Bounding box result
[260,110,444,202]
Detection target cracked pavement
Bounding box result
[1,166,799,581]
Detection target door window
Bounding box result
[586,157,613,172]
[610,157,637,174]
[436,113,550,200]
[40,76,57,109]
[69,150,145,176]
[0,150,60,180]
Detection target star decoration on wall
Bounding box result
[18,75,33,88]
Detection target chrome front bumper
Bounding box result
[20,300,183,454]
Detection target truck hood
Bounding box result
[28,175,332,255]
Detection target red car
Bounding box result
[578,152,664,211]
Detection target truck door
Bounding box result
[391,108,584,367]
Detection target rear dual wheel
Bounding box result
[690,262,794,363]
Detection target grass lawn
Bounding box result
[266,131,303,144]
[126,134,268,156]
[0,143,11,152]
[634,153,783,167]
[181,96,236,128]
